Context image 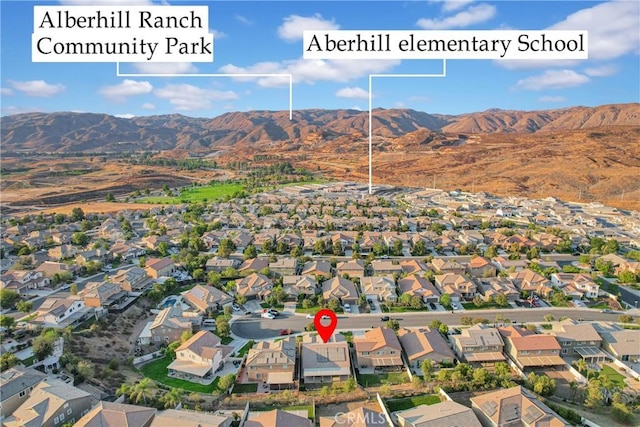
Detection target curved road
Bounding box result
[231,308,631,339]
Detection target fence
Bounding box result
[376,392,395,427]
[133,350,163,366]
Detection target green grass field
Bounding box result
[386,394,441,412]
[599,364,626,388]
[231,383,258,394]
[138,183,244,204]
[140,356,221,393]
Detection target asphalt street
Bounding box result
[230,308,629,339]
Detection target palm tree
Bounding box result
[116,383,131,402]
[161,388,183,409]
[576,358,588,375]
[131,378,154,405]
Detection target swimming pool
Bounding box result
[160,297,177,309]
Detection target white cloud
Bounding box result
[220,58,400,87]
[99,79,153,102]
[141,102,156,110]
[132,62,198,74]
[1,106,42,116]
[430,0,475,12]
[154,84,238,111]
[584,64,618,77]
[350,106,363,111]
[393,101,406,108]
[498,1,639,70]
[235,15,254,26]
[336,87,369,99]
[538,96,566,103]
[1,87,13,96]
[417,4,496,29]
[115,113,135,118]
[277,14,339,42]
[210,29,226,39]
[9,80,65,97]
[514,69,589,91]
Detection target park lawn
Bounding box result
[231,383,258,394]
[138,183,244,204]
[140,356,220,393]
[236,340,255,357]
[386,395,441,412]
[357,372,408,387]
[599,365,626,388]
[461,302,510,310]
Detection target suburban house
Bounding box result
[138,305,200,345]
[3,379,92,427]
[244,409,311,427]
[47,245,79,261]
[268,258,298,276]
[145,258,176,279]
[477,278,520,302]
[370,260,403,276]
[301,334,351,384]
[150,408,231,427]
[435,273,477,301]
[235,273,273,300]
[335,259,366,279]
[451,324,506,366]
[141,234,172,252]
[74,402,157,427]
[237,258,269,274]
[353,327,403,370]
[361,276,398,303]
[183,285,234,314]
[322,277,359,306]
[509,269,554,297]
[0,270,50,295]
[245,338,296,389]
[167,330,232,384]
[599,328,640,362]
[395,400,483,427]
[34,297,86,328]
[550,273,600,299]
[471,385,571,427]
[397,275,440,304]
[431,258,466,275]
[499,326,564,371]
[400,260,430,275]
[547,319,607,363]
[282,275,318,299]
[77,281,127,309]
[205,257,240,273]
[301,260,333,279]
[110,267,149,292]
[491,256,528,272]
[320,407,387,427]
[398,327,456,370]
[466,256,497,278]
[0,366,47,419]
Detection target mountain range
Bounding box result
[1,103,638,153]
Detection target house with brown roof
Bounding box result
[435,273,477,301]
[319,407,387,427]
[245,338,296,389]
[395,400,482,427]
[138,305,199,345]
[467,256,496,278]
[499,326,564,370]
[0,270,50,296]
[145,258,175,279]
[237,257,269,274]
[353,327,403,370]
[167,330,232,383]
[150,409,231,427]
[491,256,528,272]
[77,281,127,309]
[269,258,298,276]
[599,328,640,362]
[400,259,429,275]
[397,275,440,304]
[244,409,311,427]
[361,276,398,303]
[336,259,366,279]
[282,275,318,299]
[431,258,466,275]
[301,260,333,279]
[322,276,359,306]
[183,285,233,314]
[0,366,47,419]
[477,278,519,302]
[205,257,240,273]
[301,334,351,384]
[111,266,150,292]
[451,324,506,366]
[74,402,156,427]
[398,327,456,370]
[509,269,553,297]
[471,385,571,427]
[370,260,403,276]
[235,273,273,300]
[550,273,600,299]
[547,319,607,363]
[3,378,92,427]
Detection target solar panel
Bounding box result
[503,403,520,422]
[525,404,544,421]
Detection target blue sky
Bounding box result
[1,0,638,117]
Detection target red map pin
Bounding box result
[314,308,338,343]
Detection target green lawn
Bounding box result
[140,356,221,393]
[599,365,626,388]
[231,383,258,394]
[588,302,610,310]
[386,394,441,412]
[461,302,510,310]
[236,340,255,357]
[294,305,320,314]
[357,371,409,387]
[381,304,429,313]
[138,183,244,204]
[221,336,233,345]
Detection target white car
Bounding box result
[232,304,241,311]
[306,314,315,319]
[343,304,351,312]
[261,312,275,319]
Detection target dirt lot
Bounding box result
[316,400,385,418]
[38,202,164,215]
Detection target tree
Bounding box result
[584,378,605,409]
[0,352,19,371]
[611,402,634,424]
[157,241,170,257]
[332,241,343,256]
[473,295,485,307]
[484,246,498,259]
[290,246,303,258]
[165,341,181,359]
[235,294,246,305]
[421,359,434,379]
[70,207,85,222]
[526,372,556,397]
[243,244,257,260]
[385,319,400,331]
[391,240,403,256]
[216,316,230,338]
[343,377,356,392]
[0,289,20,309]
[438,323,449,335]
[181,330,193,343]
[618,314,634,323]
[69,283,78,295]
[473,367,491,386]
[439,294,452,309]
[131,378,154,404]
[217,238,236,257]
[76,360,94,379]
[105,192,116,202]
[411,240,427,256]
[217,374,235,393]
[161,388,184,409]
[313,240,326,255]
[494,293,509,307]
[0,315,15,332]
[618,270,637,284]
[32,330,57,361]
[544,314,555,322]
[15,300,33,313]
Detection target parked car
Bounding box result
[261,312,275,319]
[451,302,460,310]
[380,316,390,321]
[245,310,252,315]
[269,308,280,316]
[280,329,292,335]
[232,304,241,311]
[306,314,315,319]
[343,303,351,312]
[429,302,437,310]
[601,309,612,313]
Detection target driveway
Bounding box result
[244,300,262,313]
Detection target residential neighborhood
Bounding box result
[1,181,640,426]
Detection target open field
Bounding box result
[137,182,244,204]
[39,202,165,215]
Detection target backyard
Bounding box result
[357,371,409,387]
[385,394,441,412]
[139,355,221,393]
[599,364,626,388]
